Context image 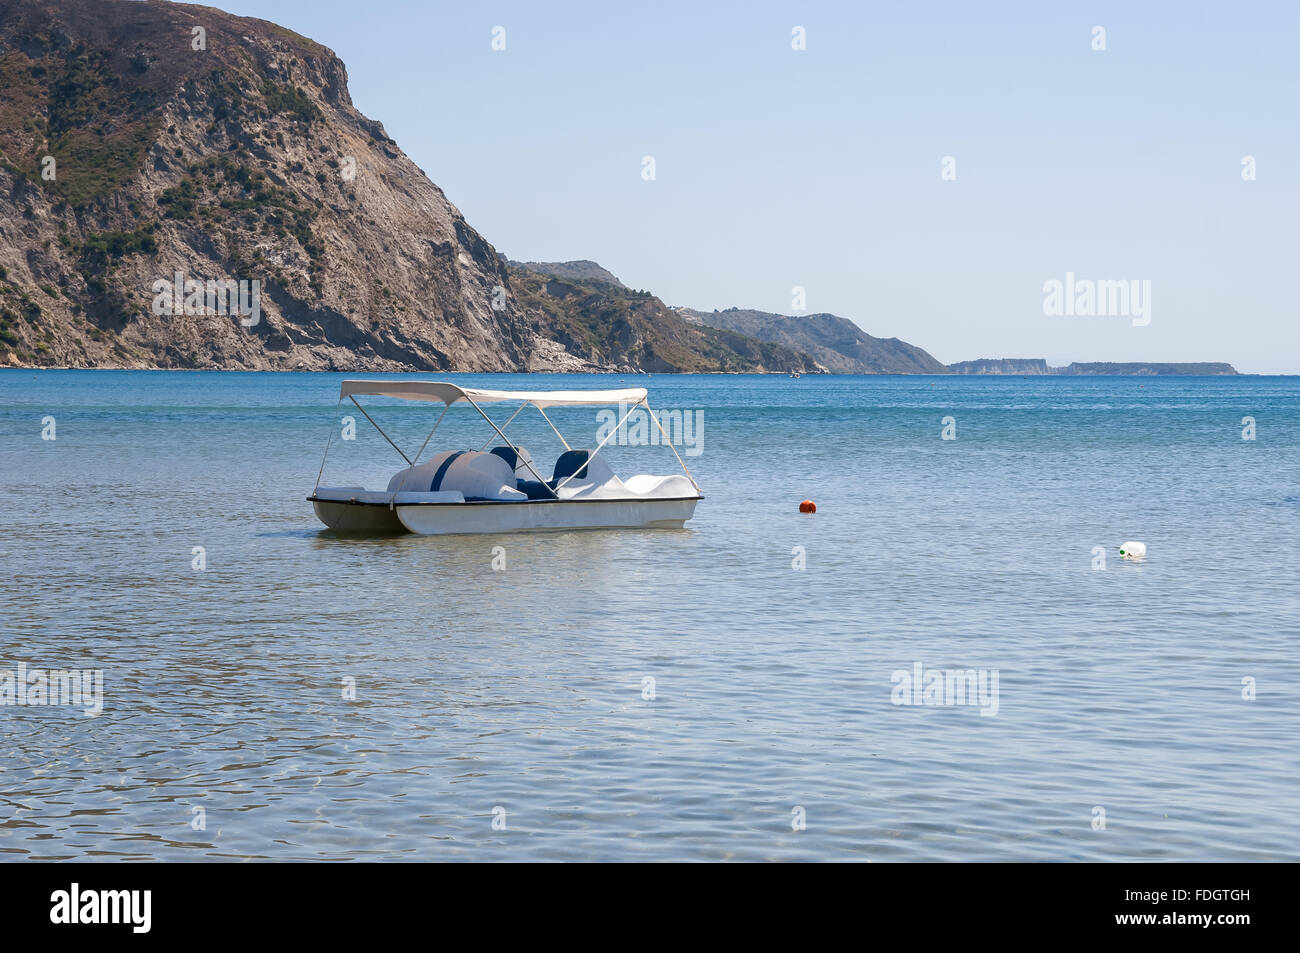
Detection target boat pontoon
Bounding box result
[308,381,703,535]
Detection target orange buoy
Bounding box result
[799,499,817,513]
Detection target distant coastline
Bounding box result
[1,364,1258,377]
[947,359,1239,376]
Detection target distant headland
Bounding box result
[947,359,1238,376]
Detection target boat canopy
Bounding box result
[319,378,697,496]
[339,380,648,408]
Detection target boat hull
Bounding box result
[395,496,699,536]
[312,497,407,533]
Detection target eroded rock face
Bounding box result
[0,0,584,371]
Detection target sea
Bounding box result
[1,370,1296,861]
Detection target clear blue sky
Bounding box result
[182,0,1298,372]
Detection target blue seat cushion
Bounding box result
[489,446,519,470]
[516,479,554,500]
[552,449,590,482]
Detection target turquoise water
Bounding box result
[1,370,1297,861]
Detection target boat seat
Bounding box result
[493,446,551,496]
[491,444,544,480]
[515,479,555,500]
[553,449,591,482]
[489,446,520,469]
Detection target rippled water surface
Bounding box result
[1,370,1297,861]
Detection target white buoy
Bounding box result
[1119,541,1147,560]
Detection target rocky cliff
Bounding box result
[0,0,812,373]
[0,0,570,369]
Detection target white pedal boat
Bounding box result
[308,380,702,535]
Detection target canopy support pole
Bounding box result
[462,394,553,491]
[553,400,642,494]
[535,405,572,450]
[642,399,701,493]
[413,403,450,464]
[314,395,343,491]
[477,401,530,452]
[350,395,412,466]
